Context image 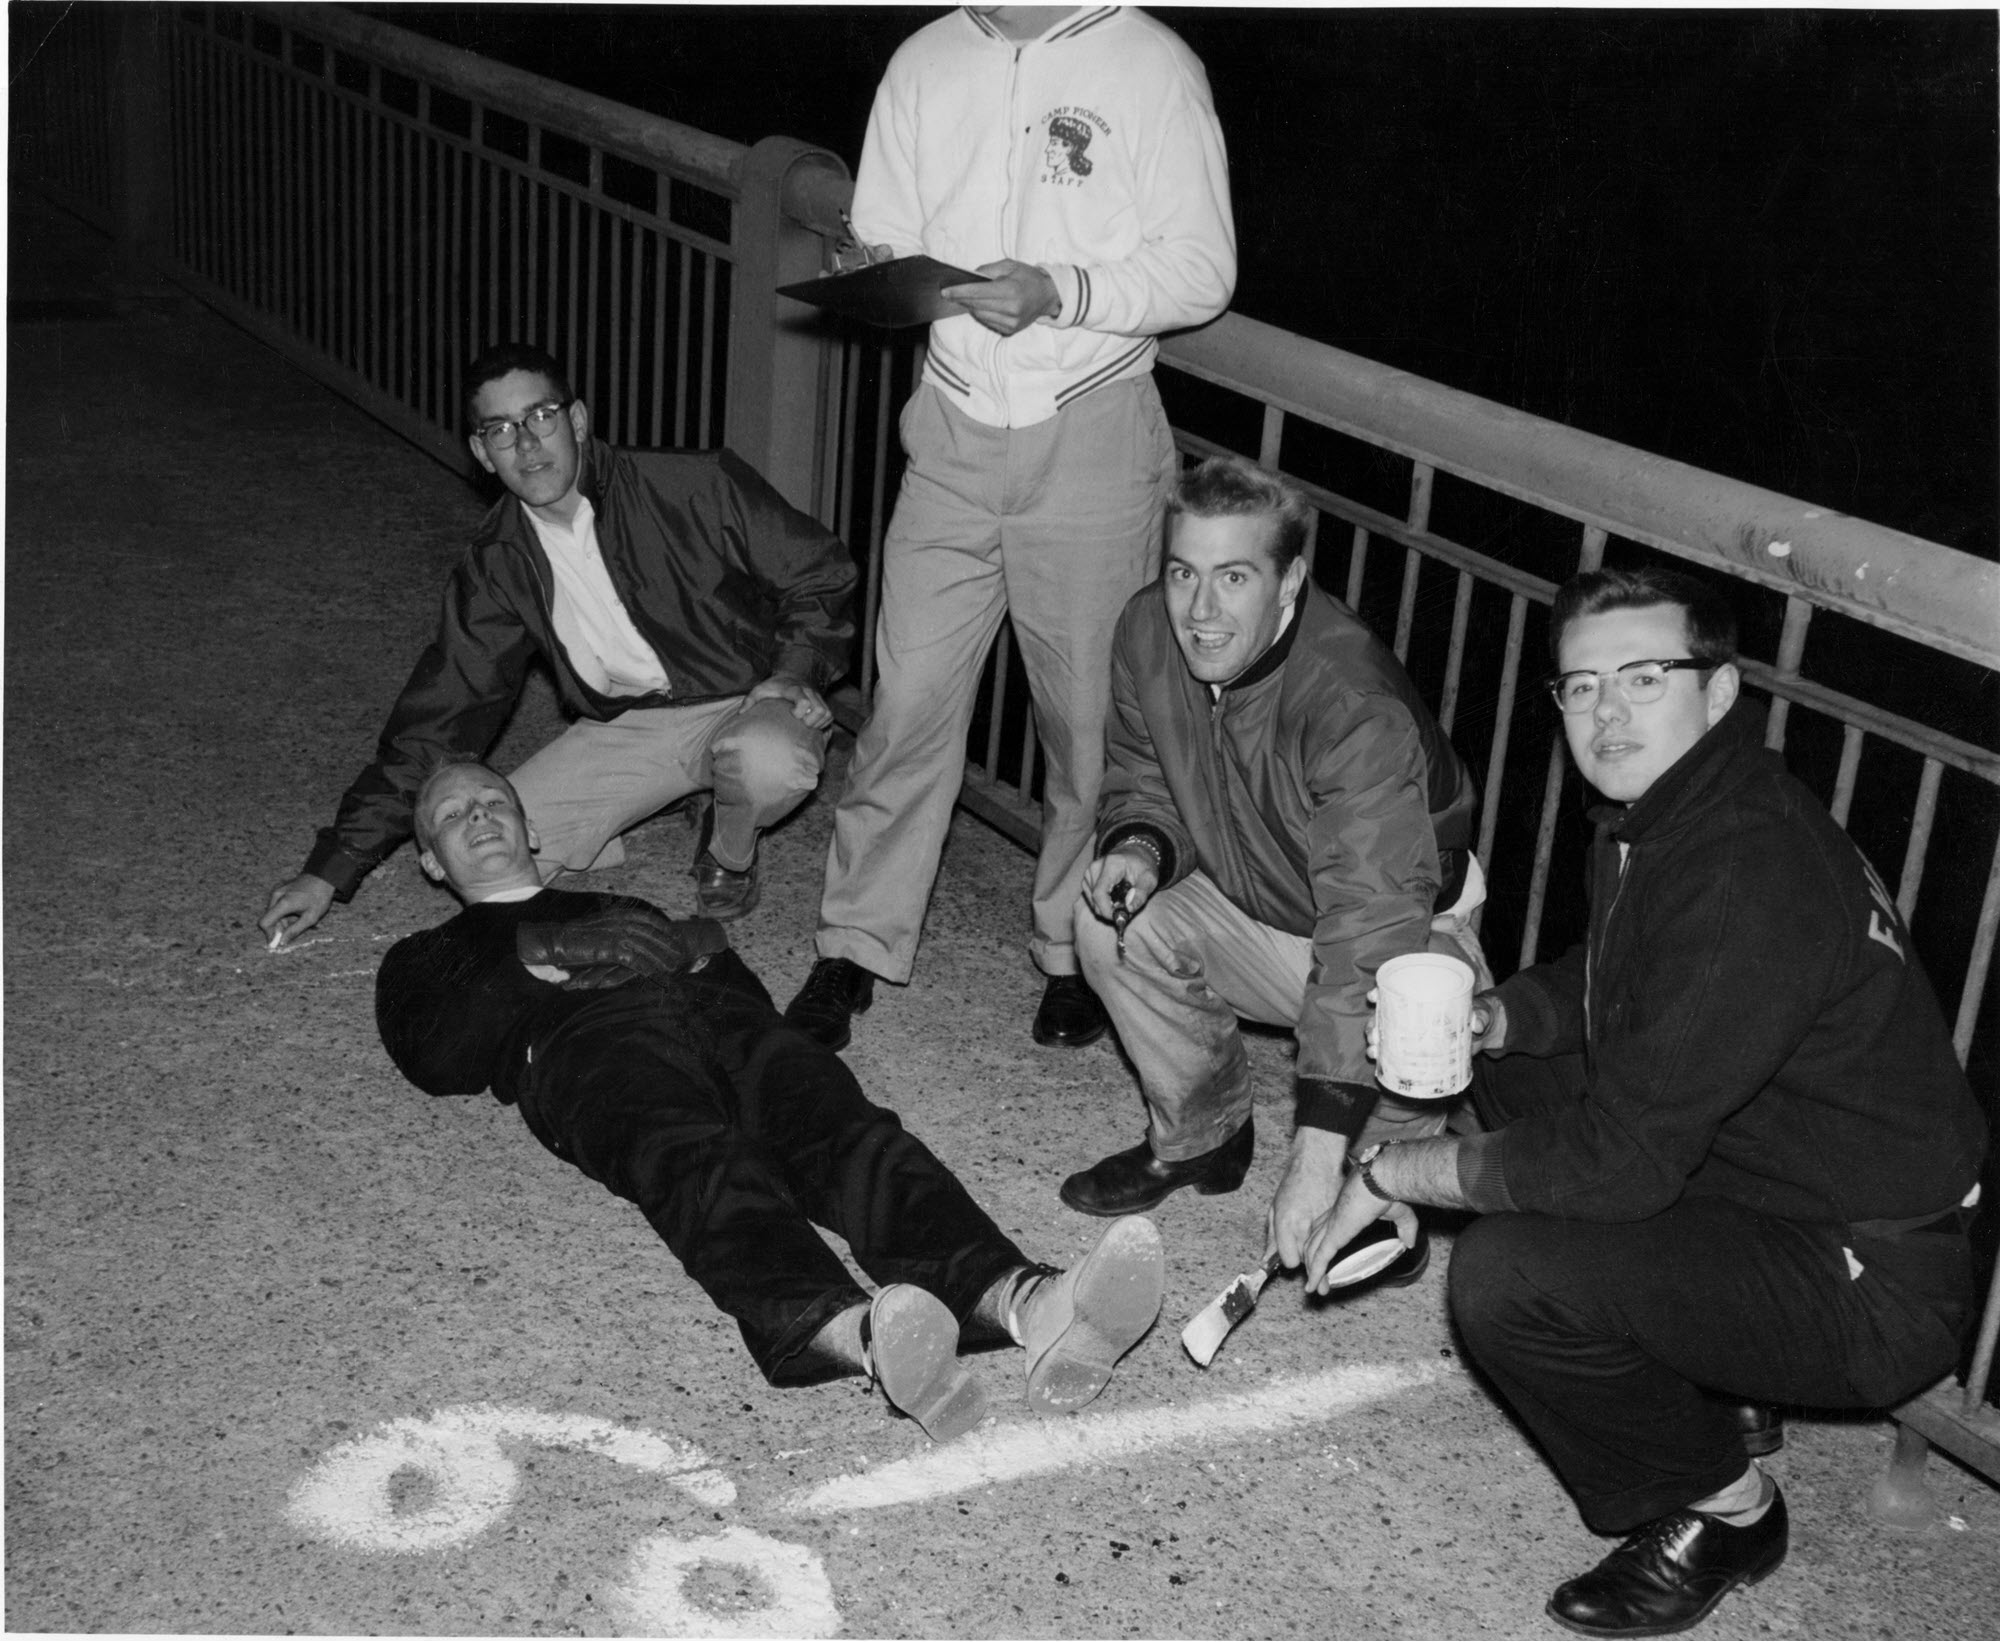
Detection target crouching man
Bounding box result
[375,758,1166,1440]
[1306,567,1987,1637]
[1063,456,1486,1295]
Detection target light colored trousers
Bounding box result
[817,378,1176,982]
[511,696,827,879]
[1075,861,1493,1161]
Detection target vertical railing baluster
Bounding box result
[1257,404,1284,469]
[1955,847,2000,1065]
[1394,462,1434,660]
[697,254,719,446]
[672,241,694,444]
[1475,592,1529,882]
[1895,758,1945,924]
[1439,569,1473,734]
[1828,724,1865,827]
[649,223,671,446]
[1764,596,1813,751]
[1345,524,1369,610]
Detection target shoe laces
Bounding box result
[1613,1510,1707,1571]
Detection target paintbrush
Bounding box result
[1181,1252,1283,1367]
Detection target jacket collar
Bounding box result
[476,435,613,552]
[1213,586,1308,697]
[1599,696,1767,844]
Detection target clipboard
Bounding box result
[777,255,982,329]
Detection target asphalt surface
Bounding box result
[7,194,1998,1638]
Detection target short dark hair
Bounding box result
[1166,455,1313,571]
[1548,566,1739,668]
[412,757,523,853]
[463,343,573,428]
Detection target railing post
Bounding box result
[727,136,850,512]
[113,5,168,278]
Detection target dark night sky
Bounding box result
[369,5,1998,558]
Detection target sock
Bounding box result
[973,1267,1048,1346]
[810,1302,871,1374]
[1692,1463,1774,1525]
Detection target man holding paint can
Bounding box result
[1309,566,1986,1637]
[1059,455,1486,1289]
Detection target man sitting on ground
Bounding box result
[261,341,855,947]
[1304,567,1987,1637]
[374,758,1165,1439]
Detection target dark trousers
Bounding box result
[516,952,1030,1385]
[1449,1054,1973,1533]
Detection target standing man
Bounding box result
[1063,456,1485,1274]
[376,758,1167,1438]
[258,343,855,947]
[1305,568,1986,1638]
[784,5,1237,1052]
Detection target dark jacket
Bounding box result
[1096,580,1478,1108]
[306,441,857,896]
[1461,700,1986,1226]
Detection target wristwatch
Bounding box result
[1354,1143,1397,1202]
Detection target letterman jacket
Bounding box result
[851,5,1236,427]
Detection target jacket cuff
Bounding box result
[1293,1076,1380,1141]
[1455,1130,1519,1214]
[1099,822,1177,886]
[303,835,375,902]
[771,644,831,689]
[1039,263,1086,329]
[1491,975,1562,1055]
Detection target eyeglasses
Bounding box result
[1546,658,1716,714]
[474,399,571,449]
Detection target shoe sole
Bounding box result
[1026,1217,1165,1412]
[870,1285,987,1442]
[1545,1545,1787,1638]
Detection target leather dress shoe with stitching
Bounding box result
[1059,1120,1254,1216]
[784,957,875,1051]
[1547,1487,1788,1638]
[1032,973,1110,1047]
[691,846,760,921]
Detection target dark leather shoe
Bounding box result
[1033,973,1109,1047]
[1548,1488,1788,1638]
[784,957,875,1051]
[1059,1121,1253,1216]
[1728,1402,1785,1457]
[691,847,760,921]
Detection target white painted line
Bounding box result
[778,1360,1445,1516]
[287,1403,732,1554]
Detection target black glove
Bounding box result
[517,905,729,985]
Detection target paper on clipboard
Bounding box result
[777,255,982,328]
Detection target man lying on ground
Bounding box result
[374,757,1165,1439]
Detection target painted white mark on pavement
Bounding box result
[779,1360,1444,1515]
[612,1526,840,1639]
[287,1402,733,1553]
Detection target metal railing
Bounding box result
[14,0,1995,1518]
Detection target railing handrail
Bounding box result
[264,3,748,196]
[1164,312,2000,673]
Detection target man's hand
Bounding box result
[516,905,728,982]
[944,260,1061,336]
[1267,1126,1351,1268]
[1471,990,1509,1055]
[1302,1174,1413,1294]
[742,675,834,730]
[260,873,336,949]
[1081,847,1161,923]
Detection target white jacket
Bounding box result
[851,5,1236,428]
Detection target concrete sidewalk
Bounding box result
[6,194,1996,1638]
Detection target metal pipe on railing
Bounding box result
[1163,314,2000,671]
